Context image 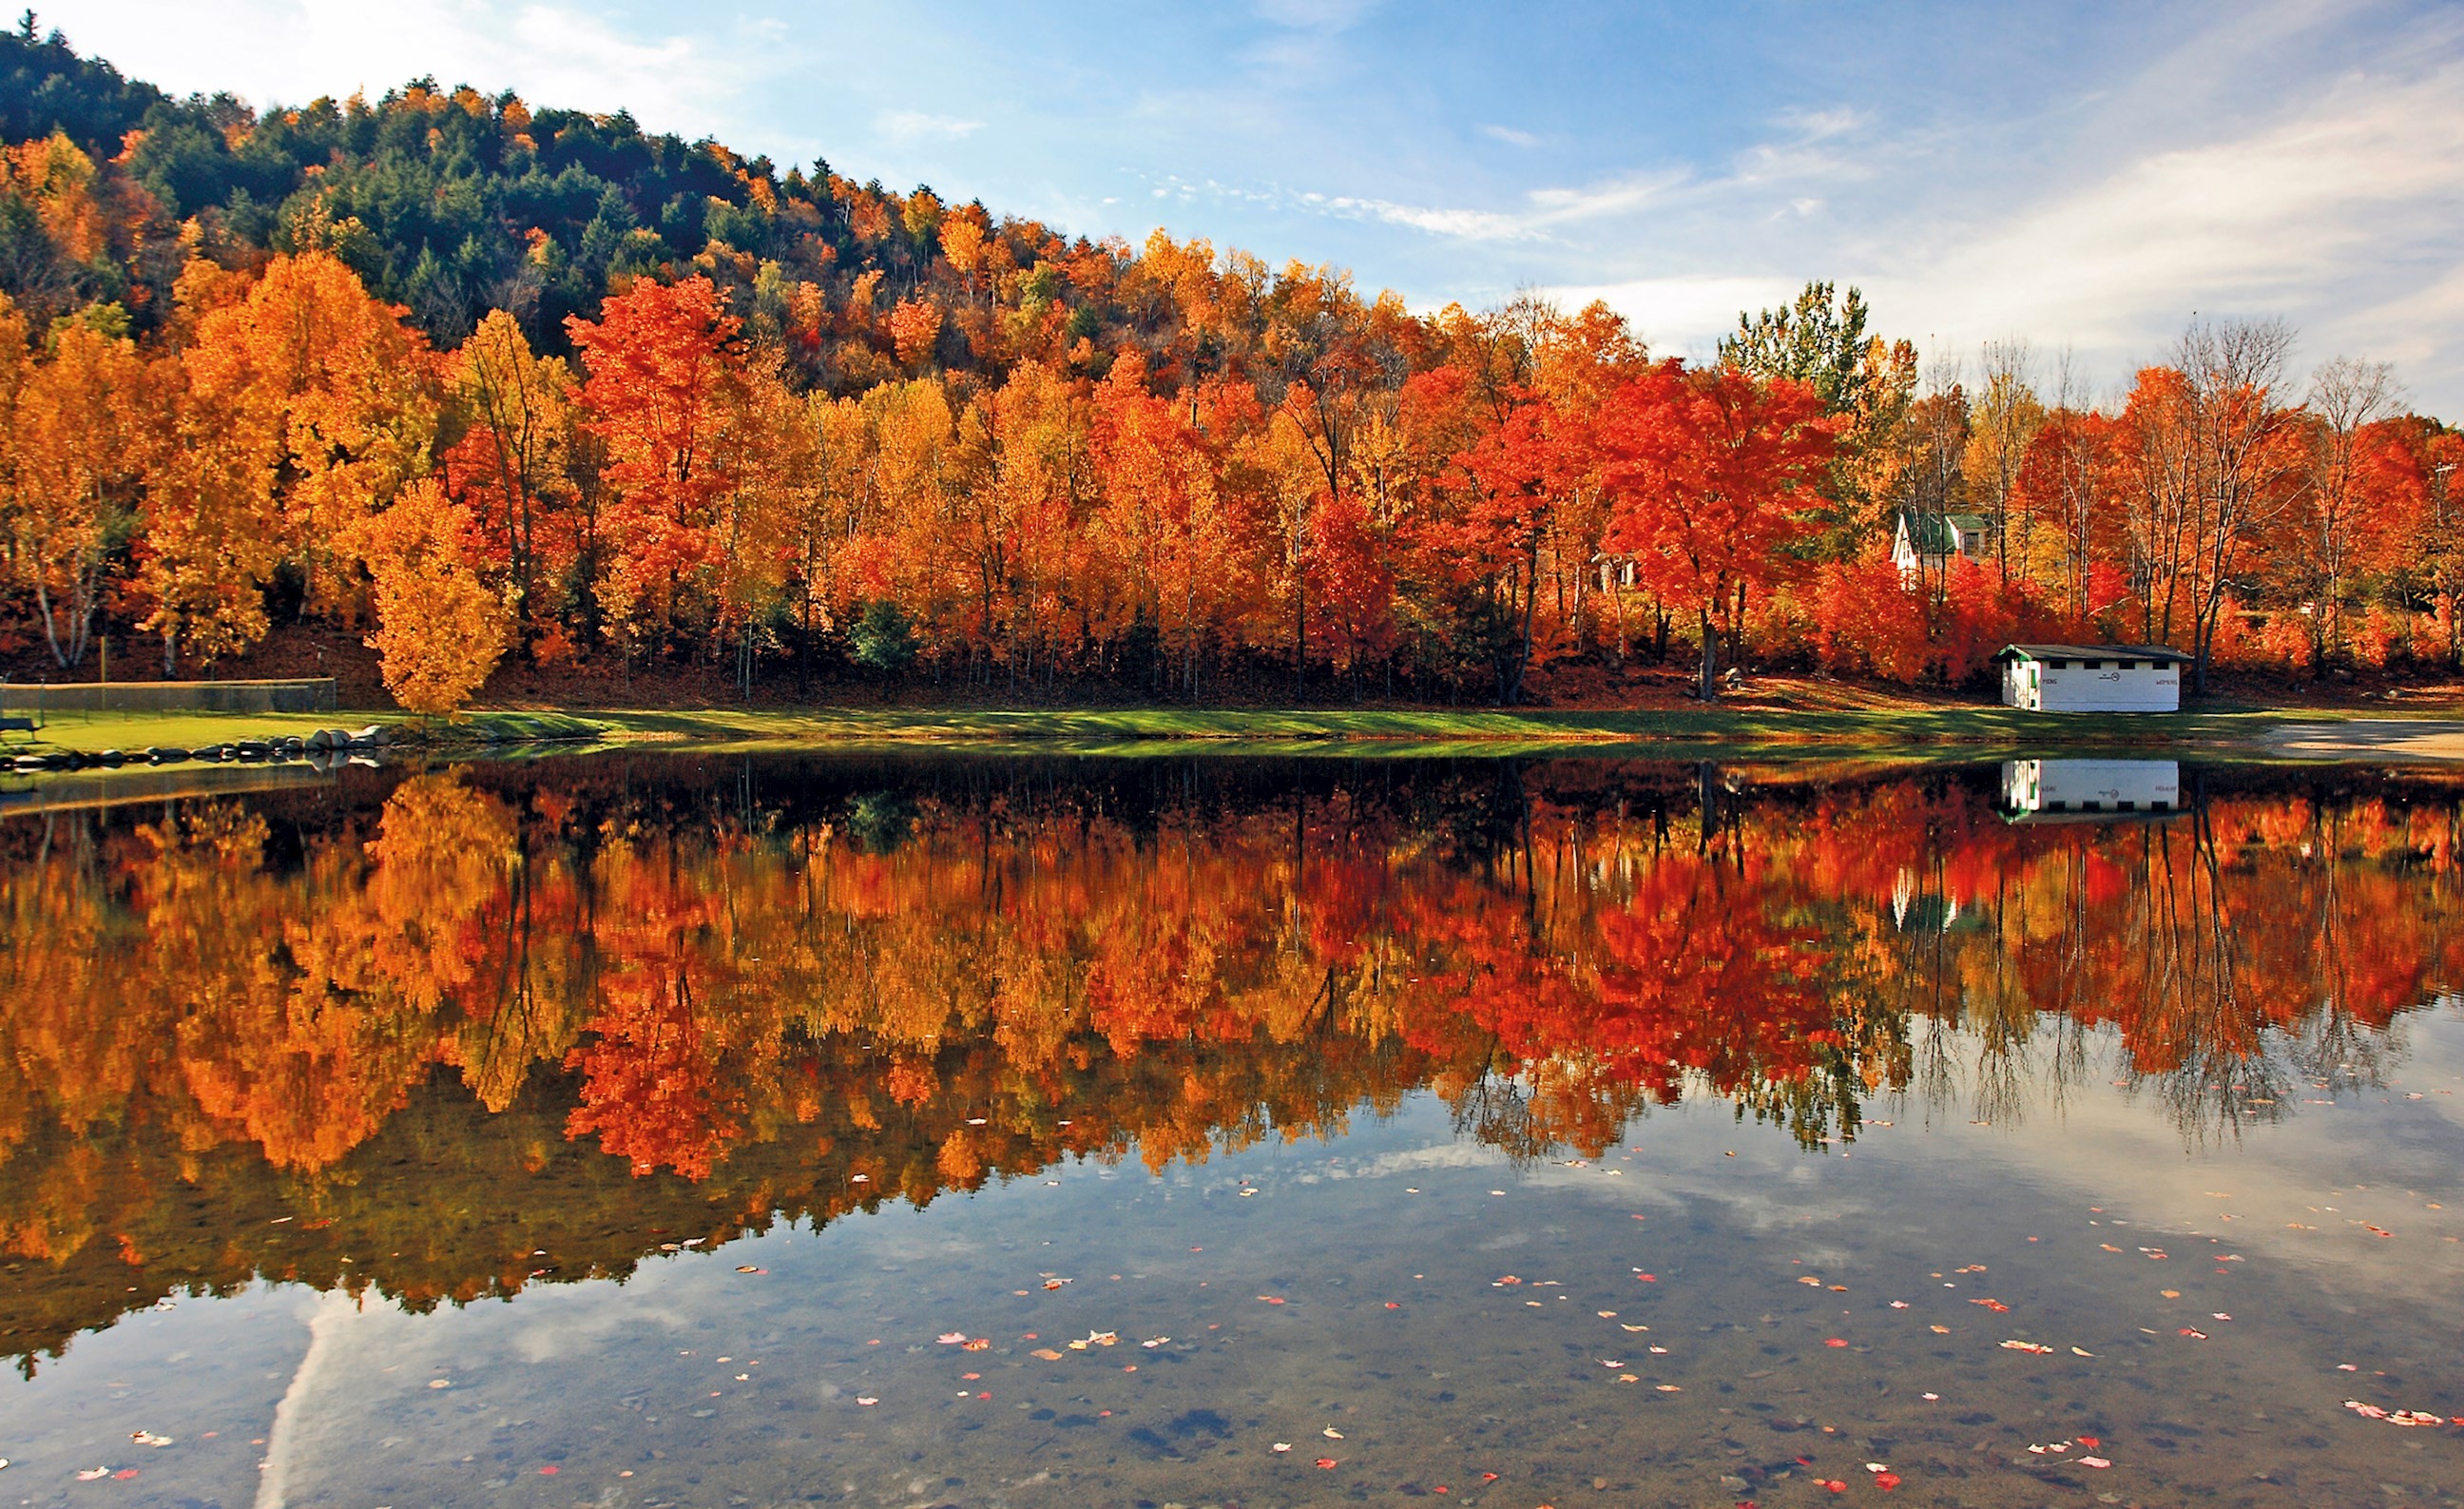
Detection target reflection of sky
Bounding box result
[10,1013,2460,1505]
[32,0,2464,409]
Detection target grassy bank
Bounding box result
[10,699,2461,761]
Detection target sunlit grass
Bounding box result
[8,699,2451,760]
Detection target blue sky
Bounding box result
[41,0,2464,412]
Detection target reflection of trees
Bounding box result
[2,759,2460,1372]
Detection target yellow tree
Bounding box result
[362,477,510,715]
[10,318,152,668]
[184,253,438,619]
[129,263,286,672]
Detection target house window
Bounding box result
[2116,661,2137,670]
[2046,660,2068,670]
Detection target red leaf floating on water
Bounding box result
[2077,1436,2100,1448]
[1316,1457,1338,1469]
[1824,1338,1848,1347]
[1875,1472,1902,1491]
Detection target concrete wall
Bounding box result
[0,679,337,714]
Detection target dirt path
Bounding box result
[2257,718,2464,762]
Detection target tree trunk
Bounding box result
[1697,609,1720,701]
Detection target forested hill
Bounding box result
[0,16,1166,388]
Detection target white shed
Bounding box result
[1995,644,2191,712]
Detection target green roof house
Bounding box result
[1892,511,1996,581]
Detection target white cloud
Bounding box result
[1548,275,1800,357]
[874,109,986,145]
[1321,194,1545,242]
[1874,50,2464,381]
[1481,124,1542,148]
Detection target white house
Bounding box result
[1892,511,1995,584]
[1998,760,2183,822]
[1995,644,2191,712]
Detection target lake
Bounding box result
[2,752,2460,1507]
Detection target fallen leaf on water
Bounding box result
[428,1379,452,1389]
[76,1469,111,1481]
[2177,1327,2208,1340]
[856,1397,877,1406]
[2077,1436,2100,1448]
[1142,1337,1170,1348]
[1874,1471,1901,1490]
[1621,1324,1649,1332]
[2070,1347,2095,1357]
[1272,1442,1292,1453]
[1030,1348,1062,1361]
[2081,1456,2111,1467]
[1656,1384,1683,1392]
[1798,1277,1822,1287]
[1823,1338,1848,1347]
[1323,1427,1343,1439]
[1969,1299,2011,1313]
[936,1332,968,1345]
[962,1338,991,1351]
[2160,1289,2181,1299]
[1888,1301,1909,1309]
[1998,1340,2055,1354]
[1929,1325,1952,1334]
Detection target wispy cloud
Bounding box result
[874,108,985,145]
[1480,123,1542,148]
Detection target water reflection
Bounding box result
[1,755,2458,1383]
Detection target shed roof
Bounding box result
[1897,511,1995,554]
[1995,643,2193,664]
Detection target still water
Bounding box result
[2,753,2461,1507]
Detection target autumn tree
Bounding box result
[181,252,437,618]
[568,275,751,659]
[2296,356,2403,663]
[1599,361,1835,699]
[362,476,510,714]
[442,309,576,649]
[9,313,149,667]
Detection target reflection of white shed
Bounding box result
[1998,760,2182,822]
[1996,644,2191,712]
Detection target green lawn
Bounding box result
[5,708,390,755]
[8,700,2454,761]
